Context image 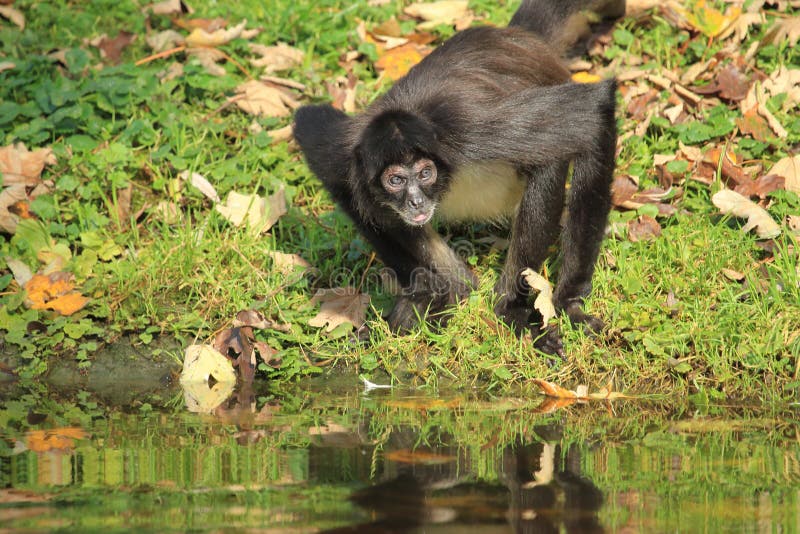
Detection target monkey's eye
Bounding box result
[387,175,406,188]
[418,166,435,183]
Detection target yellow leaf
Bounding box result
[374,42,425,81]
[26,427,87,452]
[520,269,556,325]
[24,273,89,316]
[675,0,741,38]
[572,71,602,84]
[404,1,469,29]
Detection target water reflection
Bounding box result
[1,378,799,532]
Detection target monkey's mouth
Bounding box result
[404,208,434,226]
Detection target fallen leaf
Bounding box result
[266,124,294,144]
[141,0,193,15]
[26,428,87,452]
[174,17,227,32]
[233,309,291,332]
[180,344,236,384]
[736,107,772,142]
[189,47,226,76]
[763,15,800,47]
[721,268,745,281]
[267,250,310,271]
[231,80,300,117]
[766,155,800,194]
[712,189,781,239]
[215,187,287,234]
[571,71,602,84]
[0,143,56,186]
[0,5,24,29]
[673,0,741,38]
[374,42,426,81]
[145,29,185,52]
[611,175,640,207]
[327,74,358,113]
[153,200,181,224]
[180,344,236,412]
[5,257,33,286]
[248,42,304,72]
[734,174,784,199]
[0,61,15,73]
[24,273,89,315]
[520,268,556,325]
[0,184,28,233]
[532,379,579,399]
[92,31,136,63]
[627,215,662,242]
[693,64,750,102]
[309,287,370,332]
[384,449,456,465]
[185,19,247,47]
[179,170,220,203]
[404,0,469,29]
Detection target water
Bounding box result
[1,375,799,533]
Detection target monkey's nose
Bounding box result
[407,196,424,209]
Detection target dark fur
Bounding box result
[294,0,622,353]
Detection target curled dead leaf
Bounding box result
[185,19,248,47]
[520,269,556,325]
[248,42,304,72]
[712,189,781,239]
[231,80,300,117]
[404,1,469,29]
[0,143,56,186]
[309,287,370,332]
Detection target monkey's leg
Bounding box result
[553,131,615,333]
[495,163,567,345]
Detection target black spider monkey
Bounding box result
[294,0,624,354]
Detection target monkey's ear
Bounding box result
[293,105,352,187]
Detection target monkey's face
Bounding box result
[379,158,439,226]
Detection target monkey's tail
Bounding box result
[509,0,626,53]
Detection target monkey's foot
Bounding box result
[560,300,604,335]
[532,324,565,358]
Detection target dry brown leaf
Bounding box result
[308,287,370,332]
[0,5,24,29]
[267,250,310,271]
[712,189,781,239]
[231,80,299,117]
[142,0,193,15]
[91,31,136,64]
[625,0,660,15]
[763,15,800,47]
[375,42,427,81]
[693,64,750,102]
[0,61,15,73]
[188,47,226,76]
[185,19,247,47]
[248,42,304,72]
[762,66,800,112]
[328,74,358,113]
[215,187,287,234]
[179,170,220,203]
[736,107,772,142]
[146,29,185,52]
[0,184,28,233]
[627,215,662,242]
[0,143,56,186]
[404,0,469,29]
[766,155,800,194]
[266,124,294,144]
[520,268,556,325]
[24,273,89,315]
[721,268,745,281]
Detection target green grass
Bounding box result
[0,0,799,399]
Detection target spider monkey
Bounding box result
[294,0,623,354]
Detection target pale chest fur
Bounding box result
[437,161,524,222]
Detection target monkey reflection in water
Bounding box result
[322,429,604,534]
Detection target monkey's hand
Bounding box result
[386,269,475,332]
